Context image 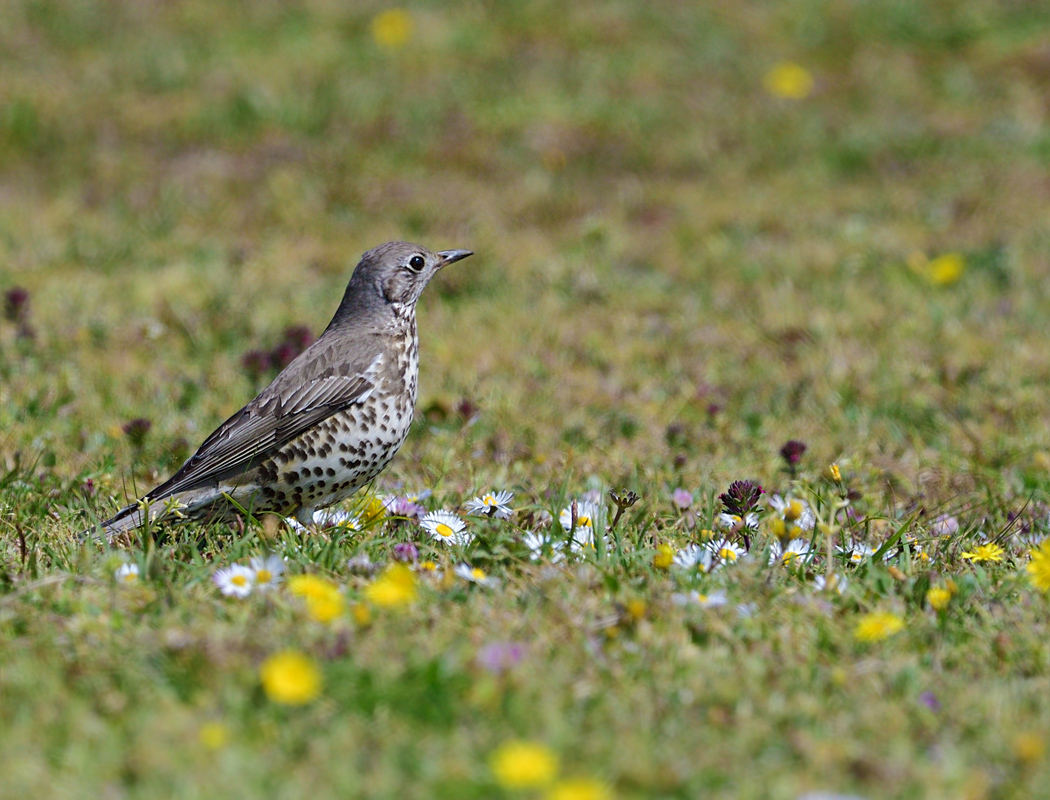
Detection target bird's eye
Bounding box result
[408,255,425,272]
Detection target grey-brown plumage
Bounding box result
[93,242,472,538]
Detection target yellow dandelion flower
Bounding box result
[365,564,419,608]
[653,543,674,570]
[1026,538,1050,592]
[546,777,613,800]
[490,740,559,790]
[625,599,647,621]
[926,586,952,611]
[853,611,905,642]
[961,543,1005,563]
[909,251,965,286]
[259,650,322,705]
[927,253,965,286]
[288,574,344,622]
[361,494,387,524]
[198,721,229,750]
[763,61,814,100]
[350,602,372,627]
[1012,731,1045,764]
[828,463,842,483]
[371,9,414,49]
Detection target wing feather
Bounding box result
[146,363,380,501]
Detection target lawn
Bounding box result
[2,1,1049,798]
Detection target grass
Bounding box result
[2,1,1049,798]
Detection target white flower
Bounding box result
[454,563,497,587]
[673,543,713,571]
[559,500,602,533]
[346,553,377,575]
[523,531,565,562]
[249,555,284,591]
[704,539,746,568]
[883,533,925,561]
[837,542,874,565]
[768,538,813,565]
[420,511,472,546]
[402,488,432,504]
[814,573,848,594]
[465,489,514,520]
[114,563,139,583]
[286,508,361,533]
[716,512,759,531]
[671,590,728,608]
[768,495,816,530]
[416,560,443,579]
[212,564,254,598]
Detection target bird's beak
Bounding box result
[438,249,473,266]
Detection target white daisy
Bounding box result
[671,590,728,608]
[768,538,813,565]
[248,555,284,591]
[883,533,926,561]
[673,544,714,572]
[420,510,472,546]
[837,542,874,565]
[212,564,254,598]
[454,563,497,587]
[559,500,601,533]
[522,531,566,562]
[814,573,848,594]
[716,512,760,531]
[768,495,816,530]
[465,489,514,520]
[346,553,378,575]
[704,539,746,568]
[286,508,361,533]
[114,563,139,583]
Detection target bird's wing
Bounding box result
[147,356,382,500]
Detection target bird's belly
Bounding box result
[228,394,415,516]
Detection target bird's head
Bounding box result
[352,241,473,308]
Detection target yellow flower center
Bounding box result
[719,548,737,561]
[471,568,486,580]
[483,495,496,505]
[256,569,272,583]
[784,500,804,521]
[231,575,247,587]
[421,561,437,571]
[577,515,592,527]
[436,523,454,538]
[123,572,137,582]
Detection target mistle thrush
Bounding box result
[93,241,472,538]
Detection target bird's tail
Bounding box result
[83,487,243,542]
[82,499,157,542]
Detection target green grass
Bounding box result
[2,1,1049,798]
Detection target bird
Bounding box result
[90,241,473,539]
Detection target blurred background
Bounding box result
[2,0,1050,505]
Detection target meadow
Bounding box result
[2,1,1049,798]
